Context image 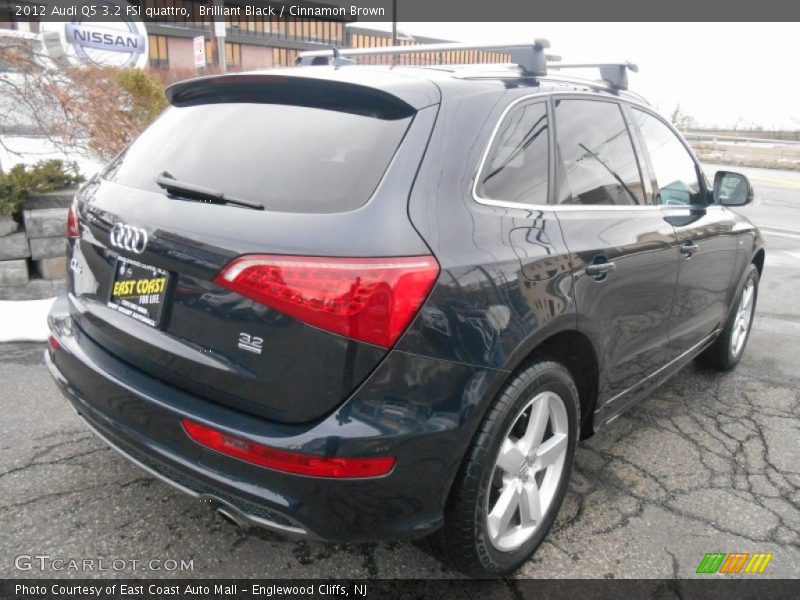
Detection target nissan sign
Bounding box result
[41,1,148,69]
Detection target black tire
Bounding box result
[696,263,759,371]
[430,361,580,578]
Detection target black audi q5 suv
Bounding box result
[47,47,764,577]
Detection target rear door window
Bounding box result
[554,99,645,206]
[475,101,549,206]
[105,103,412,213]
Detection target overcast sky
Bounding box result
[363,22,799,130]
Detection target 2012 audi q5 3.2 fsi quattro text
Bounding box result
[47,40,764,577]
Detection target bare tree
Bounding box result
[670,104,696,131]
[1,38,86,159]
[0,36,167,167]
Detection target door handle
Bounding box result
[680,241,699,256]
[585,261,616,278]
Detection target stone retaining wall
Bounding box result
[0,187,77,300]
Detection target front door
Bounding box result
[630,108,740,358]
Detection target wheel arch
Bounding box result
[489,328,601,441]
[519,329,600,439]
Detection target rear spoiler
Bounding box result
[165,73,419,120]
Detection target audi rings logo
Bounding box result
[110,223,148,254]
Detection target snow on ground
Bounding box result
[0,135,103,179]
[0,298,54,342]
[1,135,98,342]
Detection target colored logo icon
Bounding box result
[696,552,773,574]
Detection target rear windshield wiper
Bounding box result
[155,172,264,211]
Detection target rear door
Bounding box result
[629,107,740,359]
[551,97,679,415]
[67,74,440,424]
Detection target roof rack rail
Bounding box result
[297,40,554,76]
[549,62,638,91]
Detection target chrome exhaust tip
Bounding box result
[199,494,249,529]
[216,507,247,528]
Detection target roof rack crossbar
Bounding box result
[297,42,639,91]
[297,40,554,76]
[549,62,639,90]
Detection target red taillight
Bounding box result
[67,199,80,239]
[214,255,439,348]
[181,419,395,478]
[48,336,59,351]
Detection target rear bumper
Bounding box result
[65,399,306,536]
[47,294,503,542]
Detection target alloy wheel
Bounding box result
[731,279,755,357]
[485,391,569,551]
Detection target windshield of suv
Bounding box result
[105,103,412,213]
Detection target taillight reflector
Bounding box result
[181,419,395,478]
[67,199,80,239]
[213,255,439,348]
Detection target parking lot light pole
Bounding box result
[213,0,226,73]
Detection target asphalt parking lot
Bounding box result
[0,165,798,579]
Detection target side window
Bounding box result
[476,101,548,206]
[554,99,645,206]
[632,109,703,206]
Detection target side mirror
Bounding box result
[713,171,753,206]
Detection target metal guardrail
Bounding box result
[684,133,800,146]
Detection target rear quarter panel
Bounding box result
[402,84,577,373]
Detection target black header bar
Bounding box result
[3,0,800,23]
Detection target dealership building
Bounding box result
[1,1,509,75]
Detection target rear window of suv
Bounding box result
[104,103,412,213]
